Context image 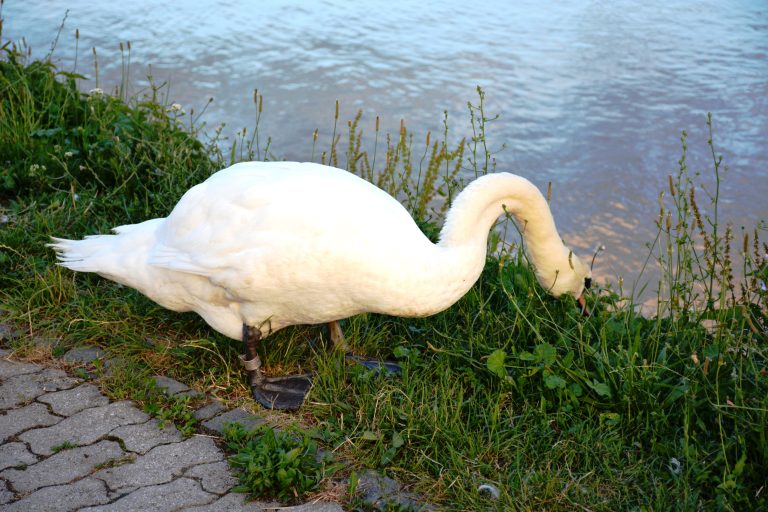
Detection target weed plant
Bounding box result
[0,27,765,511]
[223,422,338,503]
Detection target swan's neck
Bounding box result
[437,173,577,297]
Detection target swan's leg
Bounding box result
[327,320,348,351]
[240,324,312,410]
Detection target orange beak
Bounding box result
[577,295,590,317]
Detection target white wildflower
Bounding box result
[477,483,501,499]
[29,164,46,176]
[64,151,74,159]
[668,457,682,475]
[88,87,104,96]
[168,103,185,114]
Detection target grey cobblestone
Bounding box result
[194,399,227,421]
[0,368,79,409]
[185,492,280,511]
[0,323,23,342]
[184,460,238,494]
[37,382,110,415]
[0,358,41,379]
[61,346,107,365]
[0,442,38,471]
[81,477,216,512]
[0,355,347,511]
[0,402,61,443]
[94,435,223,491]
[20,400,149,455]
[152,375,190,395]
[3,477,111,512]
[0,440,123,493]
[0,478,13,505]
[110,418,183,454]
[202,407,265,434]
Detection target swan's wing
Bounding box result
[147,162,427,299]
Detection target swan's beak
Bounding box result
[577,295,590,317]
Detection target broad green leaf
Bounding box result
[544,373,566,389]
[534,343,557,365]
[487,349,507,378]
[588,379,612,398]
[518,351,536,362]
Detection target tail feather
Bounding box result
[48,235,118,273]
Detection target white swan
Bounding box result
[50,161,591,408]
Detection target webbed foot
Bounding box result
[251,374,313,410]
[241,323,313,410]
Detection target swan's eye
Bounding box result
[584,277,592,290]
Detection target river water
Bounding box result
[4,0,767,295]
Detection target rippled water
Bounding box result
[5,0,767,290]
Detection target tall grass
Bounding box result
[0,27,766,511]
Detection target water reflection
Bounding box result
[4,0,767,291]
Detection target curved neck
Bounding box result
[437,173,573,294]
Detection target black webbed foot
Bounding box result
[241,323,313,410]
[251,374,313,410]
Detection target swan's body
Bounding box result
[51,161,590,407]
[52,162,589,338]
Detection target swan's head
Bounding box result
[534,249,592,304]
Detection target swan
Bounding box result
[50,161,591,409]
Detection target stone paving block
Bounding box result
[94,435,223,491]
[0,440,123,493]
[0,478,13,505]
[202,407,265,434]
[357,469,424,510]
[0,357,41,379]
[110,418,183,454]
[3,477,111,512]
[0,368,79,410]
[0,323,23,342]
[81,477,216,512]
[0,442,38,471]
[176,388,205,400]
[152,375,190,395]
[194,399,227,421]
[20,401,149,455]
[32,336,61,349]
[37,382,110,415]
[62,346,107,365]
[0,402,61,443]
[184,460,238,494]
[185,492,279,511]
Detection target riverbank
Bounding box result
[1,35,766,511]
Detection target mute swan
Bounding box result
[50,161,591,409]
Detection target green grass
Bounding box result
[1,28,766,511]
